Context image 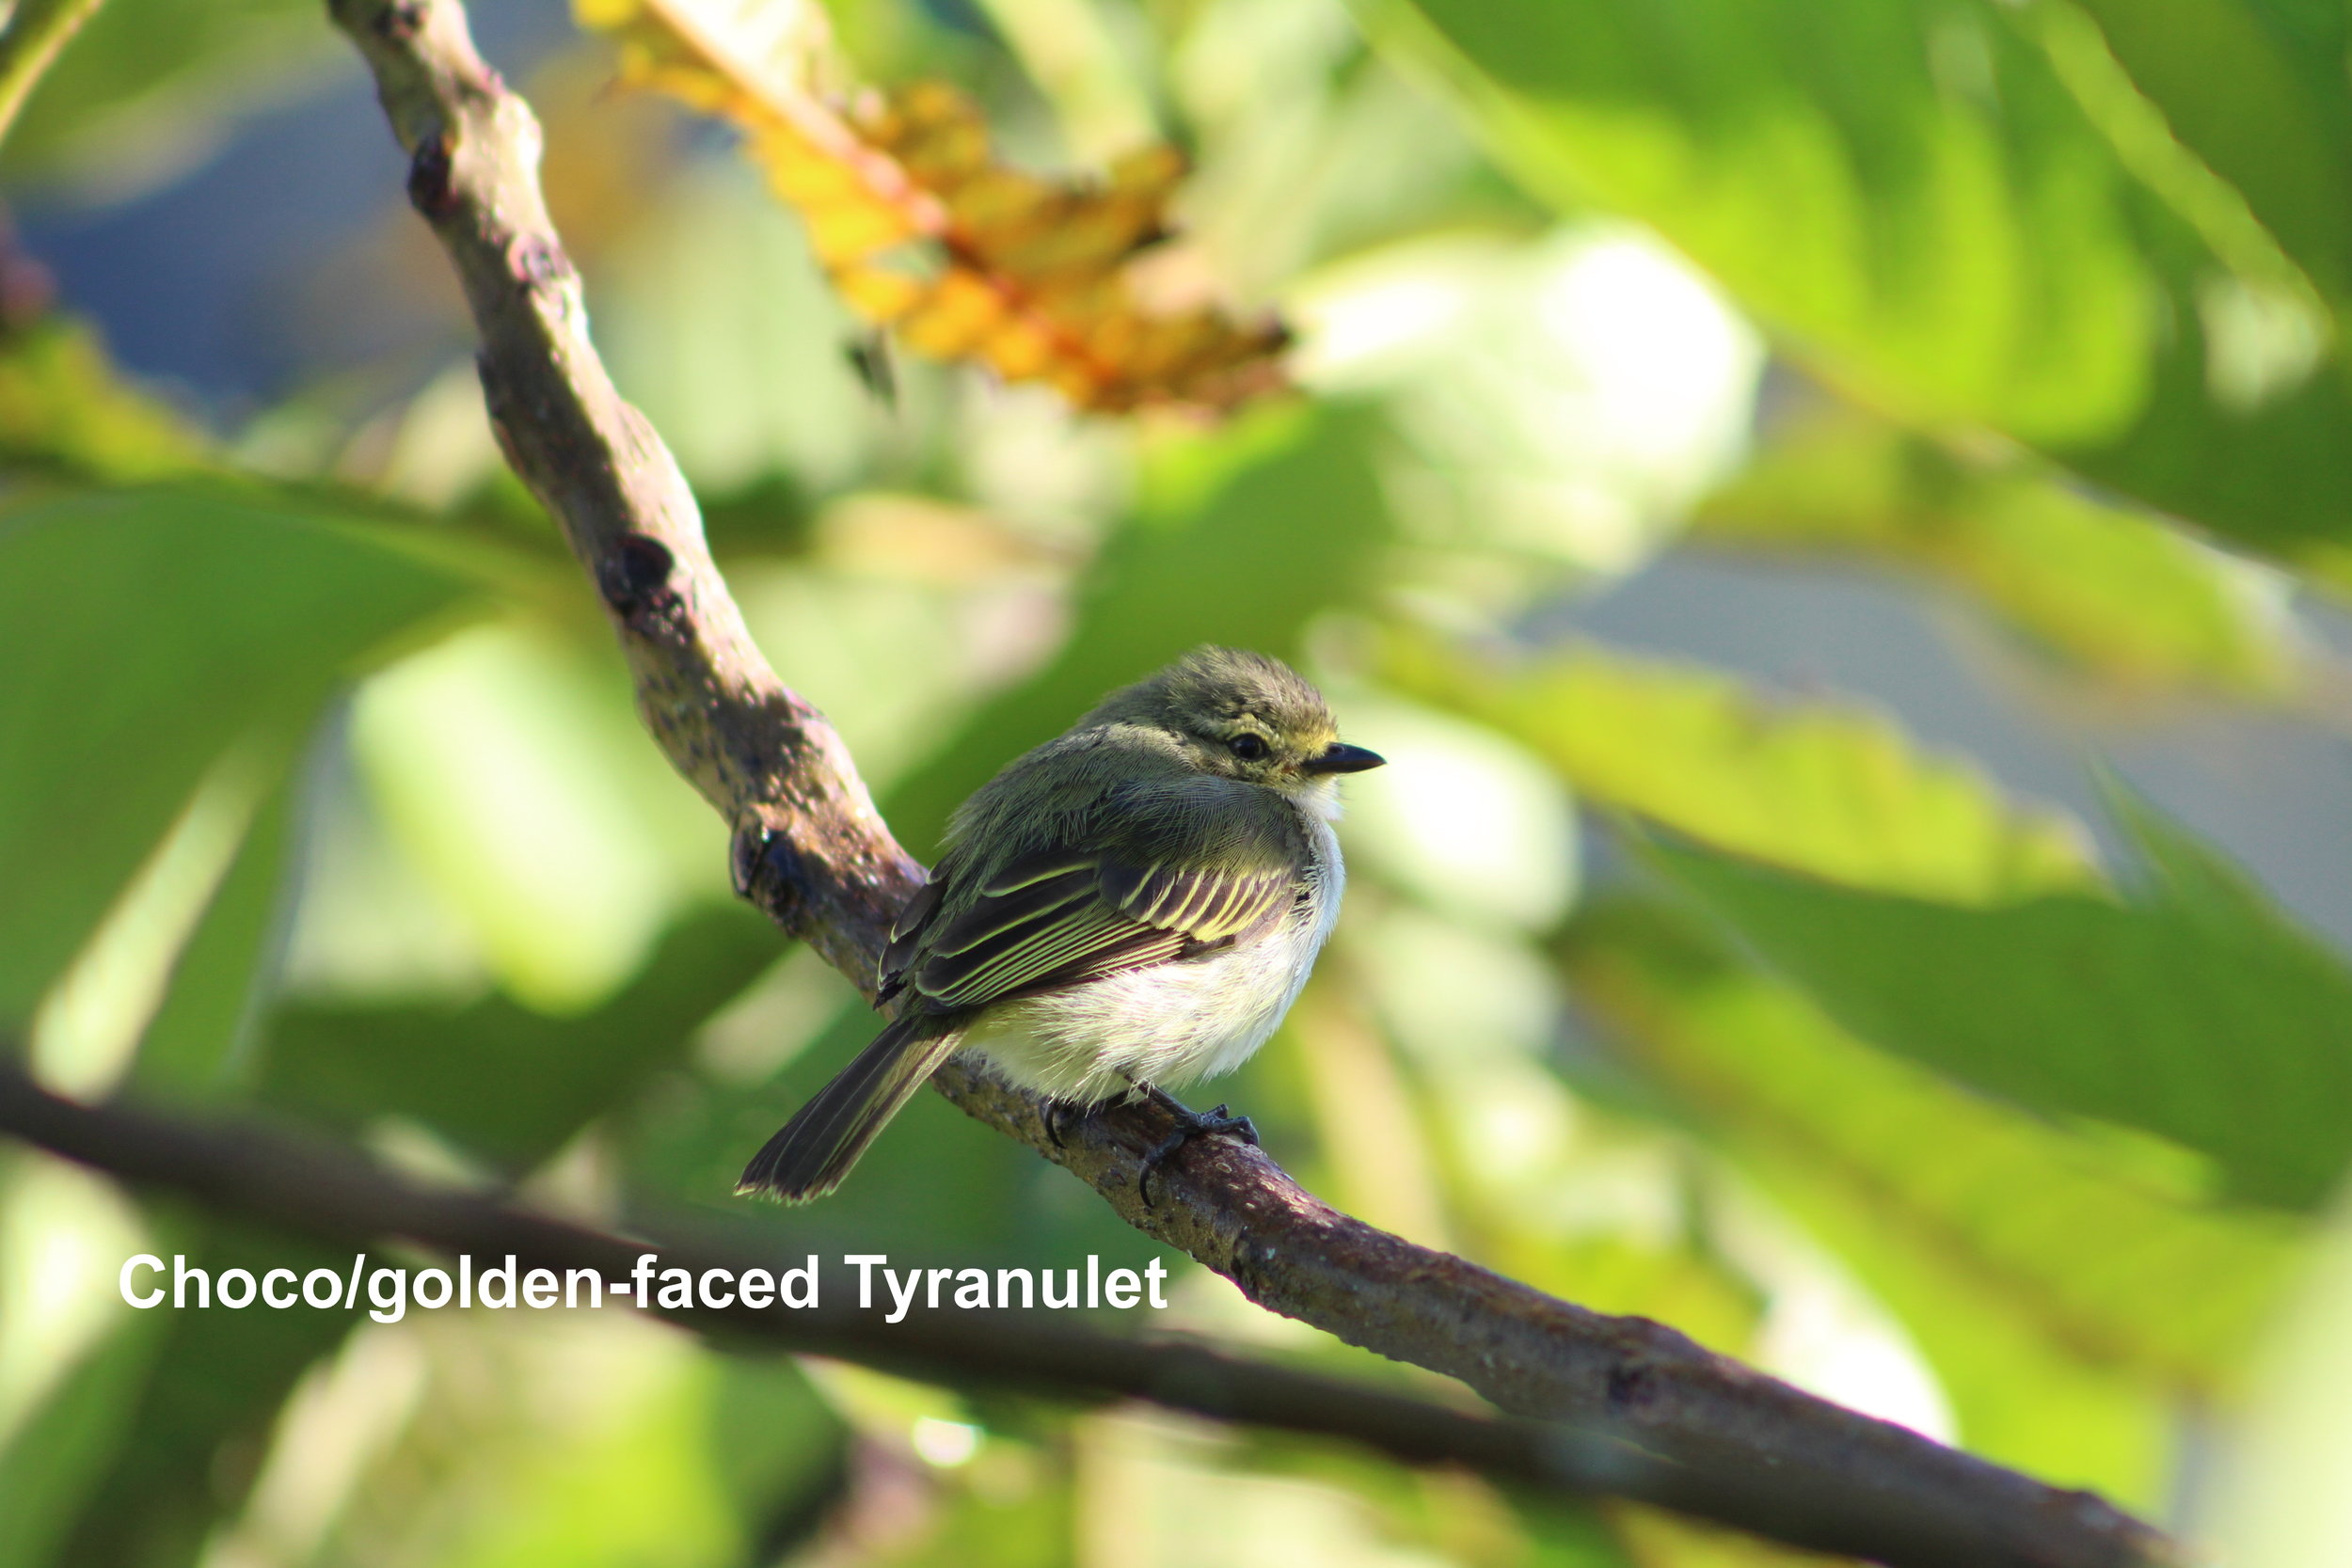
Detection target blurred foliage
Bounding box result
[1691,402,2299,696]
[1562,893,2300,1500]
[0,0,336,195]
[0,318,209,481]
[0,489,481,1026]
[1649,802,2352,1210]
[1383,627,2097,903]
[7,0,2352,1564]
[1358,0,2352,560]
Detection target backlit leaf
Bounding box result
[0,487,475,1022]
[1692,404,2295,696]
[2064,0,2352,311]
[1564,896,2301,1388]
[1382,630,2096,904]
[1357,0,2352,556]
[1648,809,2352,1209]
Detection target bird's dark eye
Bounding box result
[1228,733,1270,762]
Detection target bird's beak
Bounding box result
[1304,741,1385,775]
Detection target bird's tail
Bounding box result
[737,1014,963,1202]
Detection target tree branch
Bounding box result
[314,1,2176,1563]
[0,1060,1683,1511]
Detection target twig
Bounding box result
[318,1,2175,1563]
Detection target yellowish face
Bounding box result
[1166,695,1382,792]
[1177,709,1341,786]
[1100,650,1386,793]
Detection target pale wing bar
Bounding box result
[1100,860,1291,943]
[889,853,1295,1014]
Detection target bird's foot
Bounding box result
[1136,1090,1259,1205]
[1042,1097,1091,1149]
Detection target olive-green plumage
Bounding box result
[739,646,1383,1203]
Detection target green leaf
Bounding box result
[18,905,787,1568]
[347,618,730,1013]
[0,1304,167,1568]
[0,0,335,192]
[1692,404,2295,695]
[1357,0,2352,555]
[706,1355,850,1561]
[0,320,209,483]
[257,902,783,1173]
[882,403,1397,854]
[1647,815,2352,1208]
[127,777,298,1096]
[432,1350,742,1568]
[1382,631,2095,904]
[0,486,476,1023]
[43,1216,361,1568]
[2063,0,2352,309]
[1563,896,2301,1388]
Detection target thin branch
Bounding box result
[316,2,2175,1564]
[0,1062,1680,1510]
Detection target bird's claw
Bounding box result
[1137,1098,1259,1204]
[1042,1098,1089,1149]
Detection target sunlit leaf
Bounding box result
[1564,896,2301,1387]
[0,487,476,1023]
[0,0,334,192]
[2062,0,2352,312]
[259,904,782,1172]
[1760,1171,2173,1510]
[1647,806,2352,1209]
[2211,1189,2352,1568]
[580,0,1288,413]
[0,319,209,483]
[1692,404,2295,696]
[1356,0,2352,555]
[34,1216,360,1568]
[1334,693,1580,932]
[1382,630,2095,905]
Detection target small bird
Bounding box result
[739,646,1384,1203]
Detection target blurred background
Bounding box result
[6,0,2352,1562]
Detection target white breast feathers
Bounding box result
[963,810,1343,1104]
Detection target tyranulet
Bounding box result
[738,646,1383,1203]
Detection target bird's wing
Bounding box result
[880,791,1302,1014]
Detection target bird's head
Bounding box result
[1087,646,1385,800]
